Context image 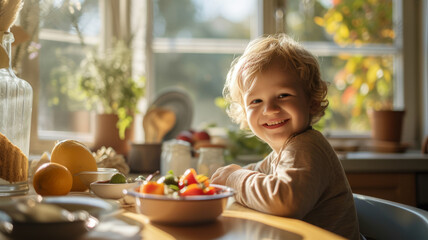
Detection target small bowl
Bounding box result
[90,181,138,200]
[75,168,119,188]
[125,184,235,224]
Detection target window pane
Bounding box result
[38,40,90,133]
[285,0,394,45]
[40,0,100,36]
[38,0,100,136]
[154,53,234,127]
[318,55,395,133]
[153,0,256,39]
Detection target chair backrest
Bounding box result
[422,135,428,153]
[353,193,428,240]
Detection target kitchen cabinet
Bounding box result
[346,173,416,206]
[340,151,428,208]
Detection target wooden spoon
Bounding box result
[143,109,158,143]
[151,108,176,143]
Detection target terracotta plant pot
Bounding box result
[92,113,134,157]
[72,111,91,133]
[369,110,405,142]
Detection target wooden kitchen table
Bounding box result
[115,198,345,240]
[4,186,344,239]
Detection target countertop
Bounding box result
[339,151,428,172]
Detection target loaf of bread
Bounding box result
[0,132,28,183]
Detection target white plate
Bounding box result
[150,89,193,140]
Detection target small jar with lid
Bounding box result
[197,145,225,178]
[161,139,192,176]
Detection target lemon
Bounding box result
[110,173,126,183]
[51,140,97,191]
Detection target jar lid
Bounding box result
[162,139,191,147]
[194,143,226,150]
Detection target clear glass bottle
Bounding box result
[197,147,225,178]
[0,32,33,196]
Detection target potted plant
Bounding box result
[70,40,145,155]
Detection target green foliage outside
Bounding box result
[314,0,395,131]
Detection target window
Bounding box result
[149,0,258,128]
[279,0,402,135]
[23,0,421,154]
[38,0,100,139]
[148,0,402,136]
[18,0,101,153]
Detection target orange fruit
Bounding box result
[51,140,97,191]
[33,162,73,196]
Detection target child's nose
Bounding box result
[263,101,280,115]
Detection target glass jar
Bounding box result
[197,147,225,178]
[161,140,192,176]
[0,32,33,196]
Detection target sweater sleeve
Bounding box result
[243,151,275,172]
[225,141,330,219]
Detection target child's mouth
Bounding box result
[263,119,288,129]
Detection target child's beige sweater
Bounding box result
[226,129,360,240]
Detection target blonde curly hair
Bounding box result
[223,33,329,129]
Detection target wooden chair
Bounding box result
[353,193,428,240]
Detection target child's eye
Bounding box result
[250,99,262,104]
[278,93,291,98]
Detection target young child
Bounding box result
[211,34,361,240]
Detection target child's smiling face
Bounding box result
[243,62,312,153]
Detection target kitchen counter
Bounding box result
[338,151,428,207]
[339,151,428,172]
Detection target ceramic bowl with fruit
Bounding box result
[90,173,138,200]
[124,168,235,224]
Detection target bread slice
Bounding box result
[0,132,28,183]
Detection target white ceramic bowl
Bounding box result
[125,184,235,224]
[90,181,138,200]
[75,168,119,188]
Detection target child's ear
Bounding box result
[309,100,318,115]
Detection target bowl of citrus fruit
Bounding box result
[124,168,235,224]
